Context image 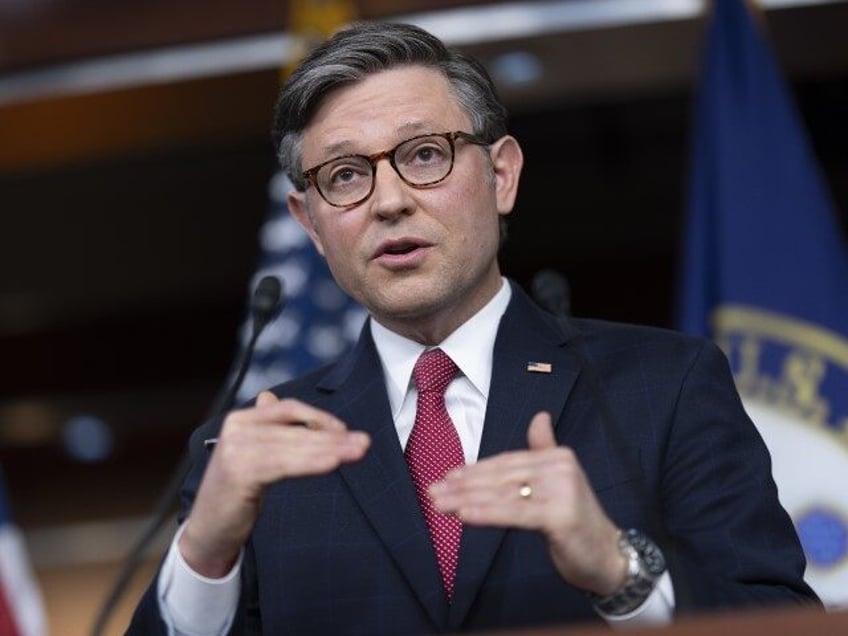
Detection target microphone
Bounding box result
[92,275,285,636]
[531,268,571,319]
[206,275,285,419]
[530,269,692,611]
[251,275,285,330]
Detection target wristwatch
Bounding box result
[590,528,667,616]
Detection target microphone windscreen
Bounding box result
[252,275,284,319]
[531,269,570,316]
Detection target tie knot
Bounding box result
[413,348,458,396]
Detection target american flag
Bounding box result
[236,172,367,402]
[0,471,46,636]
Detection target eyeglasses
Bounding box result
[301,131,489,208]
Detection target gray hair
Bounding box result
[272,22,509,190]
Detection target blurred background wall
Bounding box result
[1,1,847,634]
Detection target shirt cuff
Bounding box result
[597,570,675,628]
[157,523,242,636]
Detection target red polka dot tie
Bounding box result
[405,348,465,601]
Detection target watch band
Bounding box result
[590,528,667,616]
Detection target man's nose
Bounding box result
[369,158,413,220]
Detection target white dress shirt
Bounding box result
[158,278,673,634]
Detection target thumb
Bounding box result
[255,390,278,408]
[527,411,557,450]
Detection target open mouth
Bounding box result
[384,242,418,255]
[375,238,429,259]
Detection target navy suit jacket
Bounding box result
[129,282,816,634]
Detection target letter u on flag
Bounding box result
[677,0,848,608]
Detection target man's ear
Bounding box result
[489,135,524,217]
[288,189,326,257]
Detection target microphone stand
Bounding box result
[91,276,284,636]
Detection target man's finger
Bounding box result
[527,411,556,450]
[237,398,349,432]
[255,390,278,408]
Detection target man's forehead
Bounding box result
[299,68,469,157]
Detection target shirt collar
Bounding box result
[370,278,512,418]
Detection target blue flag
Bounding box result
[678,0,848,607]
[236,172,367,402]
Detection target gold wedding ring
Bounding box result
[518,483,533,500]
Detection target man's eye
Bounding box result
[412,144,447,164]
[330,168,355,184]
[327,162,369,187]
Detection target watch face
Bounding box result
[592,529,669,616]
[643,549,666,576]
[626,529,667,576]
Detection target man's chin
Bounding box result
[367,289,448,328]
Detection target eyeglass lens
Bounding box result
[315,134,455,207]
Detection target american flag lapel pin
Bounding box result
[526,361,552,373]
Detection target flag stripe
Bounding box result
[0,474,47,636]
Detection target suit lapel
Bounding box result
[317,325,449,628]
[314,285,586,629]
[448,284,583,628]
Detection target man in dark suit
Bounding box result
[129,21,817,635]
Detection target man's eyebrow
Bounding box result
[317,140,360,158]
[396,121,434,135]
[316,123,439,159]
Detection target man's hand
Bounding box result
[429,411,626,596]
[179,391,370,578]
